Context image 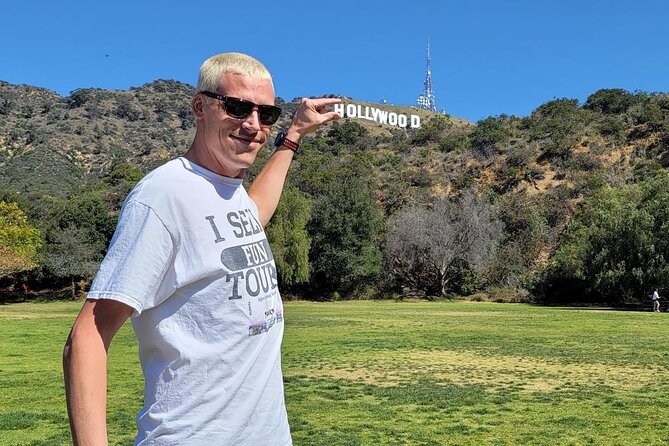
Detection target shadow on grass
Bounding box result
[0,411,71,445]
[0,411,66,430]
[0,287,78,305]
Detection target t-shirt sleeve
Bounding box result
[87,200,177,316]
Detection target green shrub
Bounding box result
[525,98,589,162]
[411,115,450,145]
[469,116,511,157]
[584,89,638,114]
[438,132,470,153]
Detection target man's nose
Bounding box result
[241,108,261,132]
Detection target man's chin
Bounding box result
[233,152,260,168]
[232,141,265,155]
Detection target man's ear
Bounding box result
[192,93,205,120]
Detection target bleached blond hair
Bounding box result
[197,52,273,93]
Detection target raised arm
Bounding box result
[248,97,341,227]
[63,299,134,446]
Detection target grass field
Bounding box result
[1,300,668,445]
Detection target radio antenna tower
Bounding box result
[416,39,437,112]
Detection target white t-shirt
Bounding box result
[88,158,291,445]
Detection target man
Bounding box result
[63,52,340,445]
[652,289,661,312]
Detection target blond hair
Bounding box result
[197,52,272,93]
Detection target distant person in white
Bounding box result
[63,53,341,445]
[652,289,661,312]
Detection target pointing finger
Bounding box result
[320,111,341,122]
[303,97,342,108]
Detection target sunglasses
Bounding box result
[201,91,282,126]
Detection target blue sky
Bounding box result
[1,0,667,122]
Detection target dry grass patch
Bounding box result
[0,301,79,319]
[297,348,669,393]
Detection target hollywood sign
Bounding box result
[334,103,421,129]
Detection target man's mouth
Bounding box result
[230,134,262,144]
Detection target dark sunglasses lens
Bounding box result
[224,98,254,119]
[259,106,281,125]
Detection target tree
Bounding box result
[525,98,589,161]
[636,173,669,291]
[469,116,511,157]
[584,89,637,115]
[114,96,141,121]
[385,190,504,298]
[43,225,103,298]
[411,115,450,145]
[49,190,117,248]
[101,162,144,210]
[488,193,549,289]
[66,88,98,108]
[34,190,116,292]
[545,174,669,304]
[0,201,42,278]
[438,132,470,153]
[104,162,143,186]
[626,93,665,132]
[308,173,384,297]
[265,186,313,287]
[327,119,369,146]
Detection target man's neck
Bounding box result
[183,140,245,179]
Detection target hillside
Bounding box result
[0,80,467,197]
[0,80,197,195]
[1,80,669,304]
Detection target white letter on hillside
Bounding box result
[364,106,373,120]
[357,105,363,119]
[346,104,357,118]
[411,115,421,128]
[371,108,381,123]
[334,103,345,117]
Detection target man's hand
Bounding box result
[285,98,342,142]
[249,98,341,226]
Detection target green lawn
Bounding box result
[1,300,668,445]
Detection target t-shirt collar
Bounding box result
[178,157,244,186]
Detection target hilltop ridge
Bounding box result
[0,80,462,196]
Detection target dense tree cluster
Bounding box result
[544,172,669,304]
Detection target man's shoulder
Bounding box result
[131,158,191,193]
[122,159,191,209]
[124,157,248,214]
[142,158,188,183]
